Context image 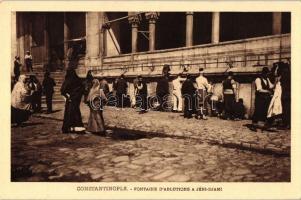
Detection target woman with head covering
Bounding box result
[11,75,32,126]
[266,62,284,128]
[86,79,107,134]
[61,69,85,133]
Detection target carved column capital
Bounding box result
[145,12,160,24]
[128,12,142,27]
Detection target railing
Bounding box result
[101,34,290,75]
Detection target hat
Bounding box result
[26,50,30,53]
[261,67,270,75]
[199,68,204,72]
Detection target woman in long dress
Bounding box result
[86,79,107,134]
[266,62,284,128]
[11,75,32,126]
[61,69,85,133]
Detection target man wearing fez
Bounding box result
[250,67,274,132]
[195,68,211,120]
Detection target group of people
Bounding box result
[251,62,291,131]
[13,51,33,79]
[11,52,56,126]
[12,56,291,133]
[11,72,56,126]
[61,69,109,134]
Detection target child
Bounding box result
[234,98,246,120]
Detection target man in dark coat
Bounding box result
[181,74,197,118]
[13,56,21,82]
[116,74,128,108]
[156,74,170,111]
[42,71,56,113]
[136,75,148,114]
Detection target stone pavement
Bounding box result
[11,116,290,182]
[35,104,290,155]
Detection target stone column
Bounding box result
[63,13,70,62]
[211,12,220,44]
[145,12,159,51]
[17,13,25,68]
[11,12,17,74]
[24,14,30,53]
[128,12,141,53]
[186,12,193,47]
[272,12,282,35]
[86,12,103,69]
[43,13,49,65]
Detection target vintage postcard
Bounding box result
[0,0,301,199]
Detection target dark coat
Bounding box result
[61,70,84,132]
[42,77,56,95]
[156,77,169,96]
[14,60,21,77]
[116,78,128,95]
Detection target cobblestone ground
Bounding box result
[11,104,290,182]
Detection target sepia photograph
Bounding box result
[10,10,292,183]
[2,1,301,199]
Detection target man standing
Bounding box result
[172,73,184,112]
[250,67,273,132]
[13,56,21,82]
[25,51,33,72]
[195,68,211,119]
[42,71,56,114]
[136,75,148,114]
[222,71,237,120]
[116,74,128,108]
[181,74,197,118]
[156,73,170,111]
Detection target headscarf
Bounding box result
[11,75,31,110]
[87,79,101,102]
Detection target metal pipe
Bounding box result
[102,12,146,27]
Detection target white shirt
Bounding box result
[172,77,184,91]
[196,75,211,90]
[255,77,273,91]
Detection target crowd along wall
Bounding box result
[91,34,290,118]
